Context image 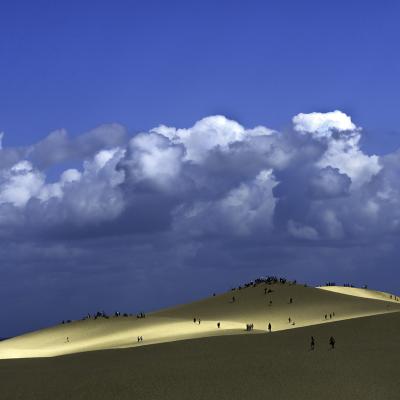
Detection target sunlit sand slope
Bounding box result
[317,285,399,302]
[1,283,399,359]
[1,312,399,400]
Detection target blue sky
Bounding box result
[1,0,399,152]
[1,0,400,337]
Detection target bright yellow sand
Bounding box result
[1,283,399,359]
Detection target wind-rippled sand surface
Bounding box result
[1,284,399,399]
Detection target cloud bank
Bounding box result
[1,110,399,336]
[0,110,390,241]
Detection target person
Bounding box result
[329,313,332,319]
[193,318,196,323]
[329,336,335,349]
[232,296,236,303]
[268,323,271,332]
[310,336,315,350]
[324,314,327,320]
[288,317,291,323]
[289,297,293,304]
[217,322,220,328]
[269,300,272,306]
[198,319,201,324]
[137,336,140,342]
[66,337,69,343]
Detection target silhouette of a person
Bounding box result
[268,323,271,332]
[310,336,315,350]
[329,336,335,349]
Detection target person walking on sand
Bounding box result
[288,317,291,323]
[217,322,220,328]
[268,323,271,332]
[310,336,315,350]
[329,336,335,349]
[66,337,69,343]
[193,318,196,323]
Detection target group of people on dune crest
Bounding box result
[231,276,292,291]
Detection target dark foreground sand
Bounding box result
[1,311,399,400]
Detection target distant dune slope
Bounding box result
[1,283,399,359]
[317,285,399,302]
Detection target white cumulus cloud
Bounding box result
[293,110,357,137]
[0,161,45,207]
[153,115,273,163]
[293,110,381,187]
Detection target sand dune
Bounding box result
[1,312,400,400]
[1,282,399,359]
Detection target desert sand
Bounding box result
[0,310,399,399]
[1,282,400,399]
[0,282,399,359]
[317,285,399,302]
